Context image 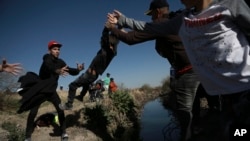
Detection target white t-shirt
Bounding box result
[180,5,250,95]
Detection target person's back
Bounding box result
[103,73,111,90]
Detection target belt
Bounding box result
[176,65,192,75]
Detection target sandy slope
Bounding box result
[0,90,105,141]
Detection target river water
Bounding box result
[139,98,180,141]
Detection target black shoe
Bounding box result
[75,95,83,102]
[59,103,73,110]
[61,133,69,141]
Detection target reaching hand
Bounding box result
[0,59,22,75]
[58,66,69,77]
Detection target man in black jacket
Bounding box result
[59,27,119,110]
[21,40,83,141]
[105,0,200,140]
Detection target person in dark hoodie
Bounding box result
[20,40,83,141]
[59,27,119,110]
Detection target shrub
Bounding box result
[84,105,109,129]
[139,84,153,93]
[161,77,171,93]
[0,92,20,111]
[1,122,25,141]
[110,90,136,115]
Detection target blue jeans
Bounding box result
[170,70,199,141]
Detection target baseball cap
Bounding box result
[144,0,169,15]
[48,40,62,49]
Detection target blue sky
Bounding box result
[0,0,183,89]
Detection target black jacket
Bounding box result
[89,27,119,75]
[110,27,191,70]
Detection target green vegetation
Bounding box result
[1,122,25,141]
[0,92,20,112]
[110,90,135,115]
[161,76,171,94]
[0,72,168,141]
[83,90,139,140]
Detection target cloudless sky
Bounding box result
[1,0,184,89]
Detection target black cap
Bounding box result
[144,0,169,15]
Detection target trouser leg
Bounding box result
[219,91,250,140]
[25,105,40,138]
[171,71,199,141]
[50,92,66,134]
[79,84,89,98]
[68,72,98,103]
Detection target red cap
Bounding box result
[48,40,62,49]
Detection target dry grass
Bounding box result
[0,90,101,141]
[0,88,160,141]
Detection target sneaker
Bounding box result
[24,138,31,141]
[59,103,73,110]
[75,95,83,102]
[61,133,69,141]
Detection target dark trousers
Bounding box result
[25,92,66,138]
[170,70,199,141]
[68,71,98,103]
[192,84,220,125]
[219,90,250,141]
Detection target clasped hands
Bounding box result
[105,10,122,29]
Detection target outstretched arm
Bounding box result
[105,21,156,45]
[67,63,84,76]
[107,9,183,37]
[107,10,146,31]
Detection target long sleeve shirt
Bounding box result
[117,0,250,95]
[109,25,191,70]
